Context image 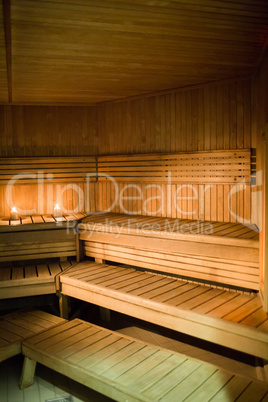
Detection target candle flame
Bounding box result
[11,207,17,212]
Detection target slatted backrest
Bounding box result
[98,150,251,184]
[97,149,255,223]
[0,156,97,184]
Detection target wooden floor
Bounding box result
[0,260,75,299]
[59,261,268,360]
[0,309,65,362]
[21,318,268,402]
[79,213,259,290]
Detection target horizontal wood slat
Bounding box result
[98,149,251,184]
[0,156,97,184]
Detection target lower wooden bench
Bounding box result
[0,309,65,362]
[20,318,268,401]
[59,261,268,360]
[0,260,75,299]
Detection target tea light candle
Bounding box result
[54,204,62,218]
[10,207,18,221]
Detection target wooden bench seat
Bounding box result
[0,309,65,362]
[0,213,86,263]
[0,260,75,299]
[20,318,268,401]
[79,213,259,290]
[59,261,268,360]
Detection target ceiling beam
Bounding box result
[2,0,12,102]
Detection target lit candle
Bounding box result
[54,204,62,218]
[10,207,18,221]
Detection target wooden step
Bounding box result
[0,309,66,362]
[0,260,75,299]
[79,213,259,290]
[20,318,268,401]
[59,261,268,360]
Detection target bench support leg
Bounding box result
[60,256,67,262]
[76,233,84,262]
[95,258,105,263]
[255,358,268,382]
[59,293,70,319]
[100,307,111,322]
[19,357,37,390]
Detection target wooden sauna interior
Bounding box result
[0,1,268,393]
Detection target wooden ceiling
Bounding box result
[0,0,268,104]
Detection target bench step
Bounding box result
[79,213,259,290]
[0,260,75,299]
[0,309,66,362]
[20,318,268,401]
[59,261,268,359]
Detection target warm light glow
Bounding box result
[54,204,62,217]
[10,206,19,220]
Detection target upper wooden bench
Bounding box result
[0,213,86,263]
[82,149,258,291]
[79,213,259,291]
[0,213,83,300]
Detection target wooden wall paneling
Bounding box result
[217,185,224,222]
[230,82,237,149]
[244,185,251,224]
[140,98,146,154]
[237,80,244,149]
[254,46,268,310]
[170,93,176,153]
[204,86,211,151]
[216,85,223,150]
[210,185,217,222]
[198,184,204,221]
[223,83,230,150]
[170,183,175,219]
[0,105,98,157]
[180,91,187,152]
[4,106,13,157]
[96,78,253,223]
[244,79,252,149]
[0,0,8,102]
[197,88,204,151]
[192,184,199,220]
[191,89,198,152]
[209,86,217,150]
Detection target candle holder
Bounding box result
[54,204,62,218]
[10,207,19,221]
